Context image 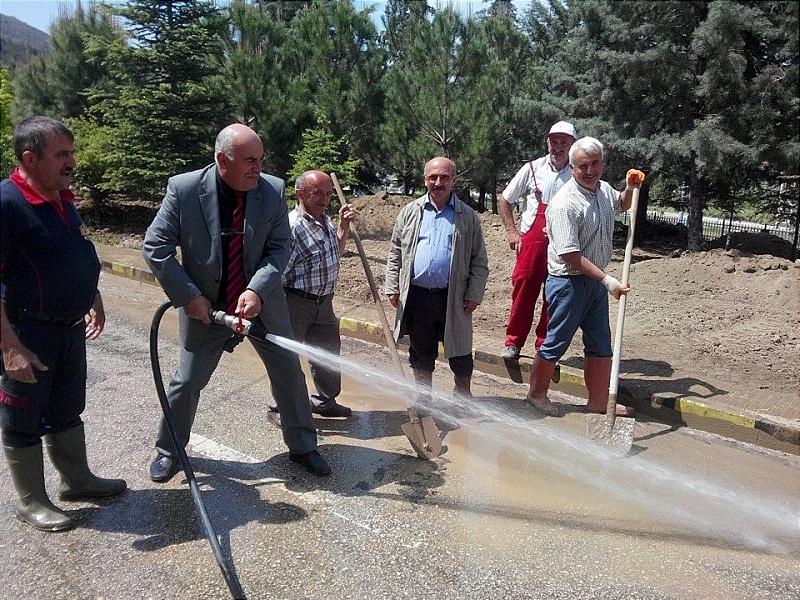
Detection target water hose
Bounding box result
[148,301,247,600]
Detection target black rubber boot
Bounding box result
[453,375,472,398]
[3,443,73,532]
[44,423,127,501]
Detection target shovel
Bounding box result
[587,186,639,454]
[330,173,442,459]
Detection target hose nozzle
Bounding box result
[209,310,252,335]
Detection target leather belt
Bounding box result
[6,308,84,328]
[284,287,332,305]
[411,285,448,293]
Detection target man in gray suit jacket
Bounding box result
[142,123,330,478]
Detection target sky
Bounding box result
[1,1,526,34]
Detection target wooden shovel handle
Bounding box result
[608,186,640,419]
[330,173,406,381]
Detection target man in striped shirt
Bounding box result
[525,136,644,417]
[277,170,357,422]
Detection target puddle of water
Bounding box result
[267,332,800,554]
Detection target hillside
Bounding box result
[0,14,51,67]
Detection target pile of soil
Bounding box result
[339,193,800,398]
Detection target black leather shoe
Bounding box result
[289,450,331,476]
[311,400,352,418]
[149,453,181,483]
[267,408,282,429]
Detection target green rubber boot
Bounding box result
[3,443,73,532]
[44,423,127,501]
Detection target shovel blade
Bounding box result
[587,414,635,455]
[401,416,442,460]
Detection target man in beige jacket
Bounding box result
[385,157,489,407]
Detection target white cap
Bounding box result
[548,121,577,139]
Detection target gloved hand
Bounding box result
[601,274,622,294]
[601,274,630,299]
[626,169,645,187]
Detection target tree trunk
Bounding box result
[477,185,486,213]
[633,181,648,248]
[686,154,703,252]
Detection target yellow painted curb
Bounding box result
[673,398,757,429]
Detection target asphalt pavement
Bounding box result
[95,243,800,455]
[1,271,799,600]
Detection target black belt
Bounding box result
[7,309,84,328]
[411,285,448,293]
[284,287,332,305]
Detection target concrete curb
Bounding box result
[104,260,800,455]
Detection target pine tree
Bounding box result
[288,112,360,211]
[88,0,230,200]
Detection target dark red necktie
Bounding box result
[226,191,246,314]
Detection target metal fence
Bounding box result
[628,211,797,243]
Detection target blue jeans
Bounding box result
[538,275,612,363]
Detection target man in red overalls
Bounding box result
[499,121,576,361]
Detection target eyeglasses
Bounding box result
[298,188,333,198]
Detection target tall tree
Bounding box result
[286,0,386,183]
[10,0,121,122]
[378,0,433,191]
[381,3,484,190]
[464,2,536,212]
[89,0,230,200]
[9,56,56,121]
[223,0,293,174]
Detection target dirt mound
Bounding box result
[338,193,800,399]
[704,231,797,260]
[348,192,408,239]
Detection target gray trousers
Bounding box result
[155,315,317,457]
[285,293,341,406]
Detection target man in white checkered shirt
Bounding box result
[270,170,357,425]
[523,136,645,417]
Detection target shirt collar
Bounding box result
[10,167,74,223]
[547,158,570,174]
[573,178,600,196]
[424,193,455,211]
[10,167,75,206]
[295,205,330,226]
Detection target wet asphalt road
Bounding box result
[1,273,799,600]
